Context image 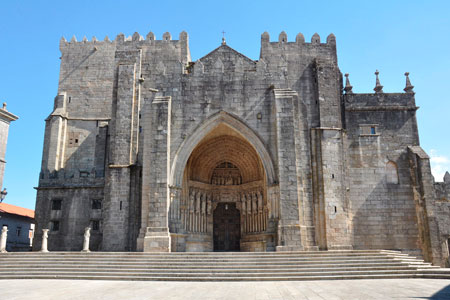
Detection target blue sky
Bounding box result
[1,0,449,209]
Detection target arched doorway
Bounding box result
[169,122,276,252]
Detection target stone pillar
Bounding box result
[169,187,182,232]
[311,128,352,250]
[40,229,49,253]
[81,227,91,252]
[0,226,8,253]
[102,55,140,251]
[141,96,172,252]
[40,93,67,175]
[273,89,303,251]
[408,146,442,265]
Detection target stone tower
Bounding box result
[33,31,450,267]
[0,102,18,191]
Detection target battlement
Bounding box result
[59,31,189,51]
[260,31,337,62]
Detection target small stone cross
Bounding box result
[222,31,226,45]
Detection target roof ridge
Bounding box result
[197,44,255,64]
[0,202,35,219]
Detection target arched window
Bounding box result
[386,161,399,184]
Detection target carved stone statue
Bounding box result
[0,226,8,253]
[40,229,49,253]
[82,227,91,252]
[207,194,212,215]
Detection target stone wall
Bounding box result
[434,173,450,266]
[0,104,18,190]
[344,93,421,253]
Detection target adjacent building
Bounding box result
[0,102,18,192]
[33,31,450,266]
[0,202,35,251]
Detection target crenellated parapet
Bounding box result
[60,31,190,49]
[260,31,336,46]
[59,31,191,66]
[260,31,337,62]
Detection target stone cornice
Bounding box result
[345,106,418,112]
[0,109,18,122]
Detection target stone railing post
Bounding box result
[81,227,91,252]
[40,229,49,252]
[0,226,8,253]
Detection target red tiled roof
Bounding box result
[0,203,34,219]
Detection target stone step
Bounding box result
[0,262,416,269]
[0,274,427,281]
[0,269,425,277]
[0,254,409,260]
[0,250,446,281]
[0,266,420,273]
[1,250,403,256]
[0,255,404,262]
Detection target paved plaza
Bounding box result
[0,279,449,300]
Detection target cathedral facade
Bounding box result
[34,31,450,266]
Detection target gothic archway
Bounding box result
[169,111,277,188]
[168,118,277,252]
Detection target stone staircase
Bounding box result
[0,250,449,281]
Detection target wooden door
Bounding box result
[213,203,240,251]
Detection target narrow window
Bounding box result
[92,220,100,231]
[16,226,22,237]
[51,221,60,232]
[51,199,62,210]
[360,125,379,136]
[68,132,80,147]
[92,199,102,210]
[386,161,399,184]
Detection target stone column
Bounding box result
[0,226,8,253]
[169,186,182,234]
[141,96,172,252]
[273,89,303,251]
[40,229,49,253]
[81,227,91,252]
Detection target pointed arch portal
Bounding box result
[168,111,277,252]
